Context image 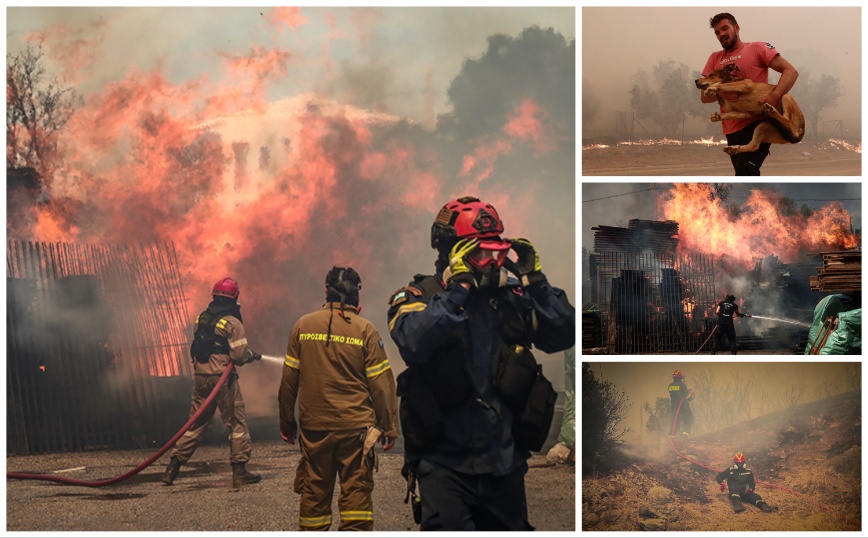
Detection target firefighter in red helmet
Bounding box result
[162,277,263,488]
[387,196,575,531]
[716,452,775,513]
[668,370,694,437]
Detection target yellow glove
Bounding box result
[446,238,479,287]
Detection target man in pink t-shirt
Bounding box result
[699,13,799,175]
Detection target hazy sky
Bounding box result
[581,182,862,252]
[585,361,860,444]
[7,6,575,126]
[581,6,861,139]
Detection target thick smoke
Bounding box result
[7,9,576,417]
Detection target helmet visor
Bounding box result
[466,240,511,271]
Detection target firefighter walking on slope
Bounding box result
[668,370,694,438]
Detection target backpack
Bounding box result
[190,310,230,363]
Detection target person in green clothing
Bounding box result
[546,346,575,463]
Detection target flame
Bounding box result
[661,183,858,267]
[39,365,46,372]
[8,10,573,363]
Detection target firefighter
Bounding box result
[163,277,263,488]
[278,266,397,531]
[716,452,775,513]
[713,294,746,354]
[387,196,575,531]
[668,370,694,437]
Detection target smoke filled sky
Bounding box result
[581,6,861,139]
[585,361,861,444]
[581,182,862,255]
[5,7,576,401]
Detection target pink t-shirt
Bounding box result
[702,41,780,135]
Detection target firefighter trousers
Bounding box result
[296,428,374,531]
[415,459,533,531]
[170,374,252,464]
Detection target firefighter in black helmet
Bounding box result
[713,294,745,355]
[716,452,775,513]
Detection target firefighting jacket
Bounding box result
[279,303,397,436]
[387,273,575,476]
[716,464,757,496]
[192,302,255,376]
[668,378,694,406]
[716,300,743,326]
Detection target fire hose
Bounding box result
[7,363,235,487]
[668,397,860,528]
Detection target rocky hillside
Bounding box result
[583,391,861,531]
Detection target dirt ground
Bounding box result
[582,140,861,176]
[6,440,576,532]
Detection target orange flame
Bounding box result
[661,184,858,267]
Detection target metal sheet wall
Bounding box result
[6,240,193,454]
[589,251,717,354]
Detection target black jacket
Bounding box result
[716,300,744,326]
[716,464,756,495]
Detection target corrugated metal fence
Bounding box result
[590,251,717,354]
[7,240,194,454]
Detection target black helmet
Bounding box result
[325,266,361,304]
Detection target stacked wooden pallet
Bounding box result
[591,219,679,255]
[809,250,861,292]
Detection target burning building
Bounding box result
[7,239,193,454]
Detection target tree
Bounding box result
[6,43,82,180]
[642,397,673,440]
[629,60,706,139]
[582,363,631,474]
[793,69,844,140]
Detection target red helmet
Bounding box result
[212,277,240,299]
[672,370,684,379]
[734,452,746,463]
[431,196,505,250]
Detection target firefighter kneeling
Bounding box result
[716,452,775,513]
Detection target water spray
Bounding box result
[261,355,284,365]
[747,315,811,328]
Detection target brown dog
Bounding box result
[695,64,804,155]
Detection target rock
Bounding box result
[644,486,681,523]
[638,504,657,518]
[582,512,600,527]
[638,517,667,531]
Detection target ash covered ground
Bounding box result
[582,140,861,176]
[7,440,576,532]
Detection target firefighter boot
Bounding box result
[231,462,261,488]
[757,501,773,513]
[162,456,181,485]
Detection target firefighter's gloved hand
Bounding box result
[381,434,396,452]
[720,483,727,493]
[363,426,383,457]
[445,238,479,288]
[746,487,754,494]
[505,238,545,287]
[280,421,298,445]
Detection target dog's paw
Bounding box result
[709,112,721,122]
[762,102,777,115]
[704,87,719,99]
[723,146,739,155]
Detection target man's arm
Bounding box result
[760,55,798,108]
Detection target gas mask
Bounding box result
[466,240,511,288]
